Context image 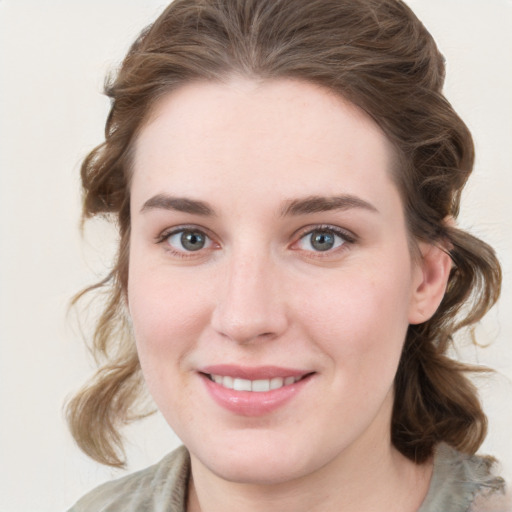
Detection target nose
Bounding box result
[210,250,289,344]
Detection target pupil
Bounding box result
[181,231,205,251]
[311,231,334,251]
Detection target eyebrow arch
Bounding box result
[281,195,378,216]
[140,194,215,216]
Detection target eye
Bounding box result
[164,228,213,253]
[296,227,349,252]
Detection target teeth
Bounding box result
[222,376,233,389]
[270,377,284,390]
[210,374,302,392]
[252,379,270,392]
[233,378,252,391]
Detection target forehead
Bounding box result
[131,78,400,214]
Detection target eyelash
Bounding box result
[156,225,217,259]
[291,224,356,257]
[155,224,356,259]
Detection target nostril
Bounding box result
[210,273,289,344]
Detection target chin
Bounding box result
[207,455,309,486]
[189,432,327,486]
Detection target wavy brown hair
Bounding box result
[66,0,501,467]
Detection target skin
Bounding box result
[128,78,452,512]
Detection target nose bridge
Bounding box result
[211,244,287,344]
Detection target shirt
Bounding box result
[68,443,508,511]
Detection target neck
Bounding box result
[187,394,433,512]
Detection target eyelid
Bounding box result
[293,224,356,242]
[156,224,210,241]
[155,224,219,256]
[290,224,357,253]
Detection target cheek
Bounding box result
[127,265,209,418]
[293,264,412,375]
[127,261,209,367]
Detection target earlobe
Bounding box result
[408,242,453,325]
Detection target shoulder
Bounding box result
[67,445,190,512]
[420,443,509,512]
[471,489,512,512]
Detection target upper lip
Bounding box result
[199,364,312,380]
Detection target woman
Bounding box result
[67,0,509,510]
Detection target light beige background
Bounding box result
[0,1,510,511]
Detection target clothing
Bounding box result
[68,444,507,512]
[418,444,507,512]
[68,446,190,512]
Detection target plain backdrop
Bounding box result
[0,1,511,511]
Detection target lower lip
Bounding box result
[201,374,312,417]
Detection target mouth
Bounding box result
[198,366,315,416]
[204,373,307,392]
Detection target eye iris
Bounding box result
[181,231,206,251]
[311,231,335,251]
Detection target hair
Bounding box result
[67,0,501,468]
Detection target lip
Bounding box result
[199,365,314,417]
[200,364,309,380]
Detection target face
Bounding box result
[128,78,429,485]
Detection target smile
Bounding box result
[200,367,314,416]
[208,374,303,392]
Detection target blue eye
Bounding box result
[297,228,346,252]
[166,229,211,252]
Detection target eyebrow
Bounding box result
[140,194,214,216]
[280,195,378,216]
[140,193,378,217]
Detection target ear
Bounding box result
[408,242,452,325]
